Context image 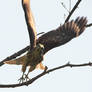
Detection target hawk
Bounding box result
[4,0,87,83]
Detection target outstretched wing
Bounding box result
[3,17,87,66]
[37,17,87,54]
[22,0,37,50]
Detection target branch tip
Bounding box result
[89,62,92,66]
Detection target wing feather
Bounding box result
[37,17,87,54]
[22,0,37,50]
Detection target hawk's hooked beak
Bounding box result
[38,44,44,55]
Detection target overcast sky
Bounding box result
[0,0,92,92]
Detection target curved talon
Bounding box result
[24,74,30,82]
[44,66,48,72]
[18,75,25,84]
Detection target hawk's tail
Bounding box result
[4,55,26,65]
[4,60,21,65]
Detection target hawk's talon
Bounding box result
[24,74,30,81]
[18,75,25,84]
[18,74,30,83]
[44,66,48,72]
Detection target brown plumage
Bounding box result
[37,17,87,54]
[4,0,88,83]
[4,16,87,83]
[5,17,87,66]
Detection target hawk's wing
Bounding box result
[22,0,37,50]
[37,17,87,54]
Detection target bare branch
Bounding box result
[0,62,92,88]
[61,2,69,13]
[37,32,45,36]
[65,0,82,22]
[86,23,92,27]
[0,46,30,67]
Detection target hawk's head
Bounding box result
[36,44,44,55]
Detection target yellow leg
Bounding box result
[23,66,36,81]
[28,66,36,73]
[18,72,25,83]
[18,65,27,83]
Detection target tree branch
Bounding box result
[0,62,92,88]
[65,0,82,22]
[86,23,92,27]
[0,46,30,67]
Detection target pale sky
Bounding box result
[0,0,92,92]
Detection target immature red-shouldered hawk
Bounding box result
[4,0,87,83]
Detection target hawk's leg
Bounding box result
[18,73,30,83]
[24,66,36,82]
[24,74,30,82]
[18,65,27,83]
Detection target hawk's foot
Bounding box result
[18,75,25,84]
[43,66,48,72]
[24,74,30,82]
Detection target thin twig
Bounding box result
[65,0,82,22]
[61,2,69,13]
[86,23,92,27]
[0,46,30,67]
[69,0,71,12]
[37,32,45,36]
[0,62,92,88]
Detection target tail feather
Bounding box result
[4,55,26,65]
[4,60,22,65]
